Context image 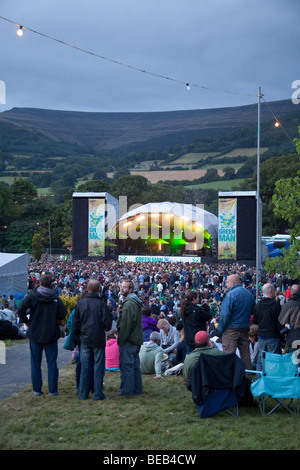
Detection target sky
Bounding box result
[0,0,299,114]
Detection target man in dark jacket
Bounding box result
[279,284,300,352]
[18,273,67,396]
[74,279,112,400]
[252,283,282,370]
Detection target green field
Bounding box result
[0,355,299,451]
[187,178,245,190]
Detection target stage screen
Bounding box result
[88,198,105,257]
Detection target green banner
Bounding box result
[218,198,237,259]
[88,198,105,256]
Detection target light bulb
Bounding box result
[17,26,23,37]
[274,121,280,127]
[186,83,191,91]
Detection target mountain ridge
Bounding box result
[0,98,296,151]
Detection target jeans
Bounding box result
[30,340,59,395]
[119,342,143,395]
[78,343,105,400]
[256,337,282,371]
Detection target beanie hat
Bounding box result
[194,330,209,345]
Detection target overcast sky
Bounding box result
[0,0,299,113]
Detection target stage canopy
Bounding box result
[0,253,29,296]
[111,201,218,257]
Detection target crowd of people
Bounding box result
[1,257,299,400]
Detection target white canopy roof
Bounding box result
[116,201,218,239]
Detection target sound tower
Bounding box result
[218,191,262,263]
[72,192,119,259]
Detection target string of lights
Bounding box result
[262,97,295,146]
[0,15,258,98]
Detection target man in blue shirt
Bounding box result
[217,274,255,370]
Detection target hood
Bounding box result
[143,341,160,351]
[142,315,157,327]
[106,338,118,348]
[123,293,143,307]
[33,287,58,303]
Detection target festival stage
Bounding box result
[72,192,261,265]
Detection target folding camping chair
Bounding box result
[187,352,248,418]
[246,351,300,416]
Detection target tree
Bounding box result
[32,233,43,261]
[202,168,220,183]
[264,127,300,278]
[10,177,38,205]
[235,153,300,235]
[111,175,150,208]
[77,179,110,193]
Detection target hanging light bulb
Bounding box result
[17,26,23,37]
[186,83,191,91]
[274,121,280,128]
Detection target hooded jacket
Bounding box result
[278,293,300,347]
[139,341,164,376]
[252,297,282,338]
[105,338,119,369]
[18,287,67,344]
[142,314,159,341]
[182,302,211,346]
[117,293,143,346]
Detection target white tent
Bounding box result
[114,201,219,240]
[0,253,29,295]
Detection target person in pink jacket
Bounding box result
[105,330,120,370]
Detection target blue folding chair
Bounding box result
[246,351,300,416]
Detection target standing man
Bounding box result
[17,273,67,396]
[117,280,143,396]
[279,284,300,352]
[74,279,112,400]
[252,283,282,370]
[217,274,255,370]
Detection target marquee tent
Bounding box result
[114,201,218,240]
[0,253,29,296]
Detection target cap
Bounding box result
[194,330,209,345]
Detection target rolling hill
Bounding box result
[0,98,298,153]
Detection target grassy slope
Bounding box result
[0,360,299,451]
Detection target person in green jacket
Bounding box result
[182,330,226,382]
[117,280,143,396]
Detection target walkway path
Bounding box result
[0,338,72,400]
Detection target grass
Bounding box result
[0,361,299,451]
[186,179,245,190]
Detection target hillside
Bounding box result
[0,98,297,152]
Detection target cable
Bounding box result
[262,97,296,147]
[0,15,258,98]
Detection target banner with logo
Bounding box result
[218,198,237,259]
[88,198,105,256]
[118,255,201,263]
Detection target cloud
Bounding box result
[0,0,299,112]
